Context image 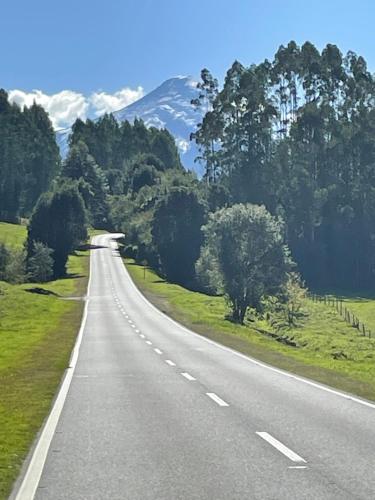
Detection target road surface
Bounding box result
[14,233,375,499]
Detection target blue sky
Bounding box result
[2,0,374,128]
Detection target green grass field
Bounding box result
[0,222,93,500]
[0,222,27,249]
[125,259,375,403]
[337,294,375,334]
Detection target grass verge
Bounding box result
[0,238,91,499]
[125,259,375,403]
[0,223,27,250]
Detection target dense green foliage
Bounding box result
[61,141,109,228]
[26,183,87,278]
[27,241,54,282]
[69,114,201,282]
[0,90,60,221]
[192,41,375,291]
[69,115,182,194]
[197,204,292,322]
[152,187,206,286]
[0,243,10,280]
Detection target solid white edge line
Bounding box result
[206,392,229,407]
[113,236,375,411]
[14,234,98,500]
[181,372,196,381]
[256,432,306,463]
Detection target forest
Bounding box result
[1,40,375,320]
[192,41,375,291]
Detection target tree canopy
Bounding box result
[0,90,60,221]
[192,41,375,290]
[27,182,87,278]
[197,204,291,322]
[151,187,206,286]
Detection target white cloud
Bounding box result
[8,89,88,130]
[8,85,144,130]
[176,138,190,153]
[90,86,144,116]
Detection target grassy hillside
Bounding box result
[125,259,375,402]
[339,294,375,334]
[0,223,92,500]
[0,222,27,249]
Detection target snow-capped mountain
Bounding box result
[56,76,205,176]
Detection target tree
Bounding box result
[68,117,183,197]
[62,141,109,228]
[152,187,206,285]
[150,128,182,170]
[0,243,10,281]
[27,242,54,282]
[132,164,159,192]
[0,91,60,220]
[27,183,87,278]
[193,42,375,291]
[4,250,26,284]
[198,204,292,323]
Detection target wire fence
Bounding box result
[308,293,372,338]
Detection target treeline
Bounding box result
[70,115,182,194]
[192,41,375,290]
[25,117,184,280]
[0,90,60,221]
[0,95,186,283]
[103,144,291,323]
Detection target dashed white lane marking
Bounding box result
[206,393,229,407]
[140,334,145,339]
[165,360,176,366]
[289,466,307,469]
[154,348,163,355]
[146,340,152,345]
[256,432,306,463]
[128,320,133,324]
[181,372,196,381]
[131,325,136,329]
[135,329,140,333]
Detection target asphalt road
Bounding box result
[15,233,375,499]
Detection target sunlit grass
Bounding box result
[0,227,91,499]
[0,222,27,249]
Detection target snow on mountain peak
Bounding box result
[56,76,205,176]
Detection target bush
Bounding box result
[27,182,87,278]
[4,250,26,284]
[198,203,292,323]
[27,242,54,282]
[152,187,206,286]
[0,243,10,281]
